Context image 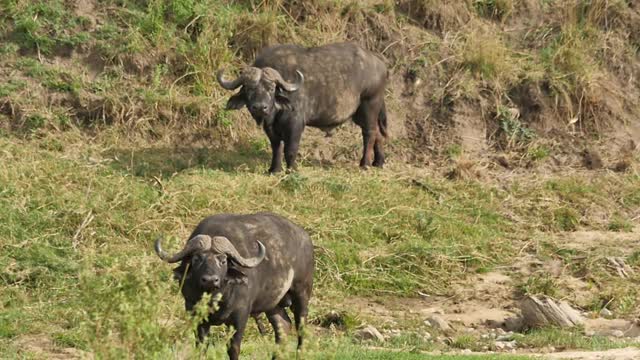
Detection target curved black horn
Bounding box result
[210,236,266,268]
[216,68,244,90]
[277,70,304,92]
[155,234,212,263]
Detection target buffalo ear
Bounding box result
[226,266,248,285]
[173,264,189,282]
[226,91,246,110]
[275,87,292,109]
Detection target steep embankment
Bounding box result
[1,0,639,169]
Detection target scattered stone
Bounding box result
[600,308,614,318]
[585,318,640,337]
[422,332,432,341]
[520,295,584,328]
[355,325,385,342]
[495,328,506,335]
[612,330,625,338]
[425,314,453,332]
[496,334,513,341]
[495,340,517,350]
[461,349,472,354]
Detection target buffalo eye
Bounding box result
[191,254,203,266]
[220,257,227,265]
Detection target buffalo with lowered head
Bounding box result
[155,212,314,359]
[217,41,389,173]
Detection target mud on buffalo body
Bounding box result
[217,41,390,173]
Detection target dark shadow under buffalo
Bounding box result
[217,41,390,173]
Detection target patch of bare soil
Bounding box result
[14,335,91,359]
[341,271,520,331]
[538,347,640,360]
[337,227,640,356]
[557,229,640,254]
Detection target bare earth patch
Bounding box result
[14,335,91,359]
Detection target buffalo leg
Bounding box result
[266,308,288,344]
[372,134,385,168]
[254,314,268,336]
[283,125,303,172]
[227,313,249,360]
[353,96,383,169]
[196,321,211,345]
[290,291,310,351]
[267,132,284,174]
[359,128,376,168]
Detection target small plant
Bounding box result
[526,144,550,162]
[553,207,580,231]
[15,58,81,94]
[0,79,26,97]
[445,143,463,159]
[607,214,633,232]
[278,172,308,194]
[473,0,514,21]
[0,43,19,55]
[22,114,47,131]
[451,334,478,349]
[517,273,559,297]
[496,105,535,148]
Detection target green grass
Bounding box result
[1,0,640,358]
[515,328,640,351]
[0,133,638,357]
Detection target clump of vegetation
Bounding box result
[516,273,559,297]
[607,214,633,232]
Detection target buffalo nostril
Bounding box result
[251,104,268,113]
[200,275,221,287]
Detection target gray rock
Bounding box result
[600,308,614,318]
[425,314,452,332]
[495,340,517,350]
[520,295,584,328]
[611,330,625,338]
[355,325,385,342]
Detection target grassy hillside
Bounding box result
[1,0,639,359]
[1,0,639,163]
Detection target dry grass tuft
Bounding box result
[398,0,472,33]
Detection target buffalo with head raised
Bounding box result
[155,212,314,360]
[217,41,389,173]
